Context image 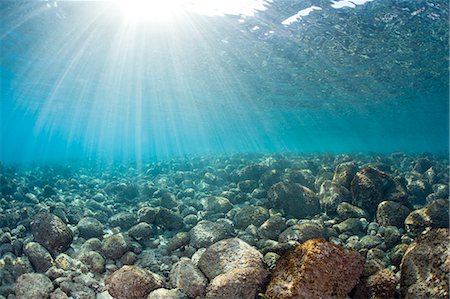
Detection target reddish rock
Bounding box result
[265,239,364,299]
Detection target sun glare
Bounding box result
[113,0,184,22]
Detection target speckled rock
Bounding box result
[146,288,187,299]
[319,180,352,213]
[155,208,184,230]
[237,180,258,193]
[23,242,54,273]
[353,269,397,299]
[197,238,264,280]
[413,157,433,173]
[105,266,163,299]
[376,201,411,228]
[79,251,105,273]
[203,196,233,215]
[268,182,320,218]
[336,202,369,219]
[278,222,325,243]
[169,258,208,298]
[160,192,178,209]
[383,226,402,249]
[360,235,383,249]
[257,215,287,240]
[77,217,104,239]
[350,167,394,214]
[334,218,363,235]
[128,222,152,240]
[31,212,73,255]
[205,267,269,299]
[109,212,138,230]
[234,206,269,229]
[333,162,357,189]
[189,220,233,248]
[400,228,449,299]
[101,233,131,260]
[265,239,364,299]
[404,199,449,235]
[138,207,158,224]
[16,273,54,299]
[237,164,269,181]
[167,231,190,253]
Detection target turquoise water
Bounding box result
[1,0,448,164]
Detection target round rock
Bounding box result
[31,212,73,255]
[16,273,54,299]
[77,217,104,239]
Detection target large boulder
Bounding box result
[268,182,320,218]
[278,222,325,243]
[105,265,163,299]
[400,228,449,299]
[332,162,357,189]
[376,201,411,228]
[265,239,364,299]
[31,212,73,255]
[23,242,54,273]
[169,258,208,298]
[234,206,269,229]
[404,199,449,235]
[16,273,54,299]
[77,217,104,239]
[101,233,131,260]
[189,220,233,248]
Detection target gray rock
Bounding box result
[160,192,178,209]
[203,196,233,215]
[16,273,54,299]
[334,218,363,235]
[155,208,184,230]
[405,199,449,235]
[105,266,163,299]
[376,201,411,228]
[23,242,54,273]
[50,288,69,299]
[197,238,264,280]
[278,222,325,243]
[268,182,320,218]
[101,233,131,260]
[413,157,433,173]
[237,180,258,193]
[234,206,269,229]
[128,222,152,240]
[146,288,187,299]
[257,215,287,240]
[332,162,357,189]
[169,258,208,298]
[360,235,382,249]
[167,231,190,253]
[383,226,402,249]
[189,220,233,248]
[31,212,73,255]
[237,164,269,181]
[79,251,105,273]
[109,212,138,230]
[77,217,104,239]
[350,167,394,214]
[318,181,352,214]
[336,202,369,219]
[138,207,158,224]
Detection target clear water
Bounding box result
[1,0,448,165]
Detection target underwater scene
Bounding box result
[0,0,449,298]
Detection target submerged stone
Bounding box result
[31,212,73,255]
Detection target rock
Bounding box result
[189,220,233,248]
[234,206,269,229]
[102,233,131,260]
[160,192,178,209]
[23,242,54,273]
[79,251,105,273]
[197,238,264,280]
[353,269,397,299]
[267,182,320,218]
[237,180,258,193]
[413,157,433,173]
[278,222,325,243]
[376,201,411,228]
[257,215,287,240]
[404,199,449,235]
[77,217,104,239]
[383,226,402,249]
[138,207,158,224]
[350,167,394,214]
[16,273,54,299]
[50,288,69,299]
[360,235,383,249]
[167,231,190,253]
[336,202,369,219]
[59,281,95,299]
[155,208,184,230]
[105,266,163,299]
[128,222,152,240]
[109,212,138,230]
[265,239,364,299]
[318,181,352,214]
[30,212,73,255]
[205,267,269,299]
[400,228,449,299]
[333,162,357,189]
[203,196,233,215]
[169,258,208,298]
[237,164,269,181]
[334,218,363,235]
[389,243,409,267]
[146,288,187,299]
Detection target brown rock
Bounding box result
[265,239,364,299]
